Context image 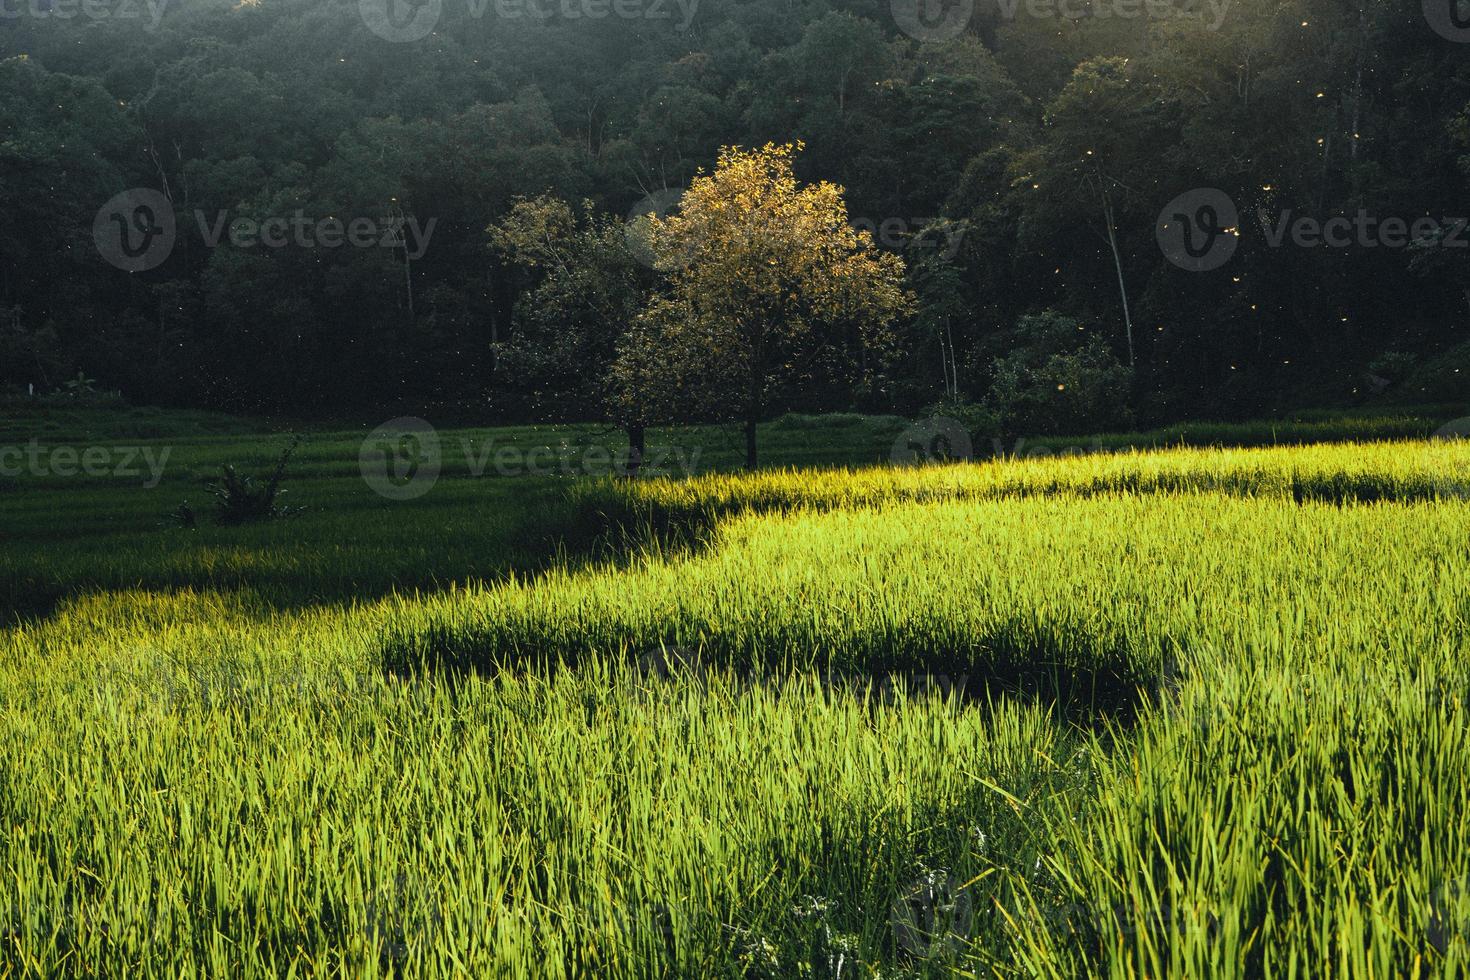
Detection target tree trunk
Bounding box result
[1349,4,1366,163]
[939,332,950,401]
[1101,190,1136,368]
[403,248,414,320]
[744,417,758,471]
[625,423,646,479]
[944,315,959,399]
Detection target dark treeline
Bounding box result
[2,0,1468,427]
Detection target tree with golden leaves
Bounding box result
[612,143,912,470]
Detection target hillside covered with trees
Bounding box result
[3,0,1468,430]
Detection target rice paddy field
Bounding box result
[2,408,1469,977]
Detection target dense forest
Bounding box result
[3,0,1469,429]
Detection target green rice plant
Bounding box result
[572,438,1470,540]
[2,420,1467,977]
[1008,657,1470,978]
[387,493,1469,695]
[0,589,1084,977]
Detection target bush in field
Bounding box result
[1367,351,1417,385]
[208,437,301,525]
[986,311,1132,436]
[924,398,1001,451]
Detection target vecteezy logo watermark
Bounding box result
[1257,210,1468,251]
[1157,188,1239,272]
[360,417,442,501]
[0,0,171,30]
[0,440,171,487]
[360,420,704,499]
[603,901,678,956]
[1154,650,1239,737]
[94,189,176,273]
[625,188,690,270]
[993,0,1230,29]
[890,870,974,960]
[1424,0,1470,41]
[361,0,696,41]
[1432,417,1470,500]
[490,0,697,26]
[891,0,973,41]
[850,217,966,259]
[1430,875,1470,955]
[196,211,437,257]
[360,0,443,42]
[1161,189,1470,272]
[892,417,974,466]
[94,192,437,272]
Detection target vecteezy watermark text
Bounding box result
[360,417,703,500]
[359,0,697,43]
[1257,210,1468,251]
[892,0,1227,43]
[851,216,965,259]
[995,0,1230,27]
[1158,188,1468,272]
[94,189,437,273]
[0,440,170,487]
[196,211,436,257]
[0,0,170,30]
[892,417,1110,467]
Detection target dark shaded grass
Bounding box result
[378,615,1154,734]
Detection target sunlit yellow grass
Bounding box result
[576,438,1470,524]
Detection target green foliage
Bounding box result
[986,312,1133,436]
[3,2,1469,424]
[1396,341,1470,404]
[207,437,302,526]
[489,197,652,423]
[61,370,97,399]
[1368,350,1418,384]
[166,500,199,531]
[927,398,1002,451]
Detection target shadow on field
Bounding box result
[359,489,1177,729]
[374,623,1154,730]
[0,485,625,629]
